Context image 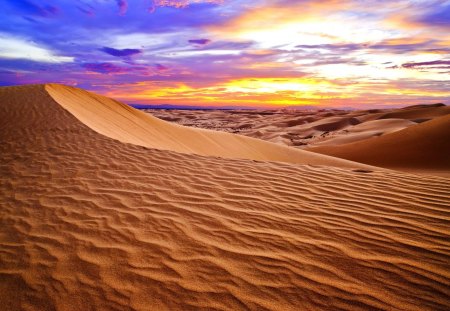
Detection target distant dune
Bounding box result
[148,103,450,175]
[147,104,450,149]
[308,114,450,173]
[1,84,449,310]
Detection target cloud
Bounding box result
[82,62,150,75]
[116,0,128,15]
[155,64,169,71]
[7,0,59,18]
[150,0,223,10]
[415,3,450,27]
[295,39,450,56]
[188,39,211,45]
[77,4,95,16]
[100,47,143,57]
[401,60,450,69]
[0,34,73,63]
[296,43,361,52]
[82,62,128,74]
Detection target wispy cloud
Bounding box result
[0,33,73,63]
[100,47,143,57]
[7,0,60,18]
[116,0,128,16]
[151,0,223,10]
[401,60,450,69]
[188,39,211,45]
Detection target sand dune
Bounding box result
[148,104,449,175]
[310,118,416,147]
[148,104,448,151]
[1,84,450,310]
[46,84,371,169]
[377,103,450,121]
[308,114,450,173]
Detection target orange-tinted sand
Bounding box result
[308,114,450,173]
[148,104,449,151]
[1,84,449,310]
[46,84,371,169]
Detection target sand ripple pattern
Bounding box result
[1,85,450,310]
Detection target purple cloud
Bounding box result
[82,62,150,75]
[402,60,450,68]
[77,5,95,16]
[417,4,450,27]
[116,0,128,15]
[188,39,211,45]
[155,64,169,71]
[83,63,128,74]
[101,47,143,57]
[10,0,59,18]
[295,42,435,54]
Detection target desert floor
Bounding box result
[1,84,449,310]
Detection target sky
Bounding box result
[0,0,449,108]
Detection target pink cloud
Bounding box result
[116,0,128,15]
[149,0,223,12]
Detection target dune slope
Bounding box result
[1,84,450,310]
[308,114,450,172]
[45,84,369,169]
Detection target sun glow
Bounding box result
[223,78,334,95]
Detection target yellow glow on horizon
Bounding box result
[223,78,336,96]
[106,77,363,107]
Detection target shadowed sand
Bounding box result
[308,114,450,173]
[1,84,449,310]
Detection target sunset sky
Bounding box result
[0,0,449,108]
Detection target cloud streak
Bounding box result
[401,60,450,69]
[101,47,143,57]
[116,0,128,16]
[188,39,211,45]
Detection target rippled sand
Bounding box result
[1,85,449,310]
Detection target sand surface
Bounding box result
[148,104,450,174]
[1,84,450,310]
[147,104,449,150]
[308,114,450,173]
[46,84,371,170]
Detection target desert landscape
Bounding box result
[148,104,450,175]
[1,0,450,310]
[1,84,449,310]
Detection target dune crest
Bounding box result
[45,84,371,169]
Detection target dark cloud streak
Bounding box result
[401,60,450,69]
[8,0,59,18]
[188,39,211,45]
[100,47,143,57]
[116,0,128,15]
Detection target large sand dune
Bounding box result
[46,84,369,169]
[1,84,450,310]
[308,114,450,172]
